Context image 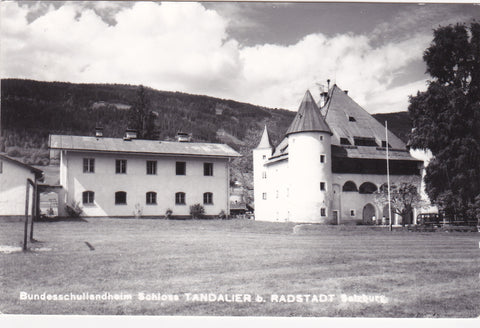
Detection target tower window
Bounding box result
[262,171,267,179]
[350,209,356,216]
[320,208,326,217]
[320,155,325,163]
[262,192,267,200]
[320,182,326,191]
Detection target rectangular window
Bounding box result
[175,192,186,205]
[83,158,95,173]
[262,171,267,179]
[262,155,266,160]
[204,163,213,176]
[115,191,127,205]
[350,209,356,217]
[320,155,325,163]
[146,161,157,175]
[176,161,186,175]
[320,182,326,191]
[82,191,94,205]
[203,192,213,205]
[262,192,267,200]
[321,208,326,217]
[116,159,127,174]
[146,192,157,205]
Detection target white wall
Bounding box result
[62,151,230,217]
[333,173,422,225]
[0,160,36,216]
[288,132,332,223]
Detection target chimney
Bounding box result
[175,132,192,142]
[124,129,138,140]
[95,127,104,138]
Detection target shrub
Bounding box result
[65,201,83,218]
[165,208,173,219]
[133,203,143,218]
[218,210,227,220]
[190,203,205,219]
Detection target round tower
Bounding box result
[253,125,273,221]
[287,90,333,223]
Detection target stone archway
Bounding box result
[362,203,376,225]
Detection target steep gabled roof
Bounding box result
[286,90,332,136]
[255,125,274,149]
[321,85,405,149]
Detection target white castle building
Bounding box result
[253,85,424,224]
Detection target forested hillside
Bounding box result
[0,78,411,196]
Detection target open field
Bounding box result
[0,218,479,317]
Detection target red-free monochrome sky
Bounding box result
[1,1,478,113]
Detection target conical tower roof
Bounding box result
[255,125,273,149]
[286,90,332,136]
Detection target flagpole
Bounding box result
[386,121,392,231]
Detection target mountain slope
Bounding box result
[1,79,412,197]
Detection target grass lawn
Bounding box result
[0,218,479,317]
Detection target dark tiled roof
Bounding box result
[286,90,332,136]
[322,85,405,149]
[266,86,421,164]
[49,135,241,158]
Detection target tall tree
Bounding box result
[408,22,480,219]
[128,85,157,139]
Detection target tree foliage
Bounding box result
[374,180,424,226]
[127,85,157,139]
[408,22,480,219]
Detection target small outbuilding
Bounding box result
[0,154,44,217]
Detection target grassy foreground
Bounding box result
[0,218,479,317]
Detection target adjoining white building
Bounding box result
[0,154,44,217]
[49,131,240,218]
[253,85,424,224]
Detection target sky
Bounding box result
[1,1,478,113]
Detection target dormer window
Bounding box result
[348,116,356,122]
[381,141,392,148]
[340,138,351,145]
[354,137,378,147]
